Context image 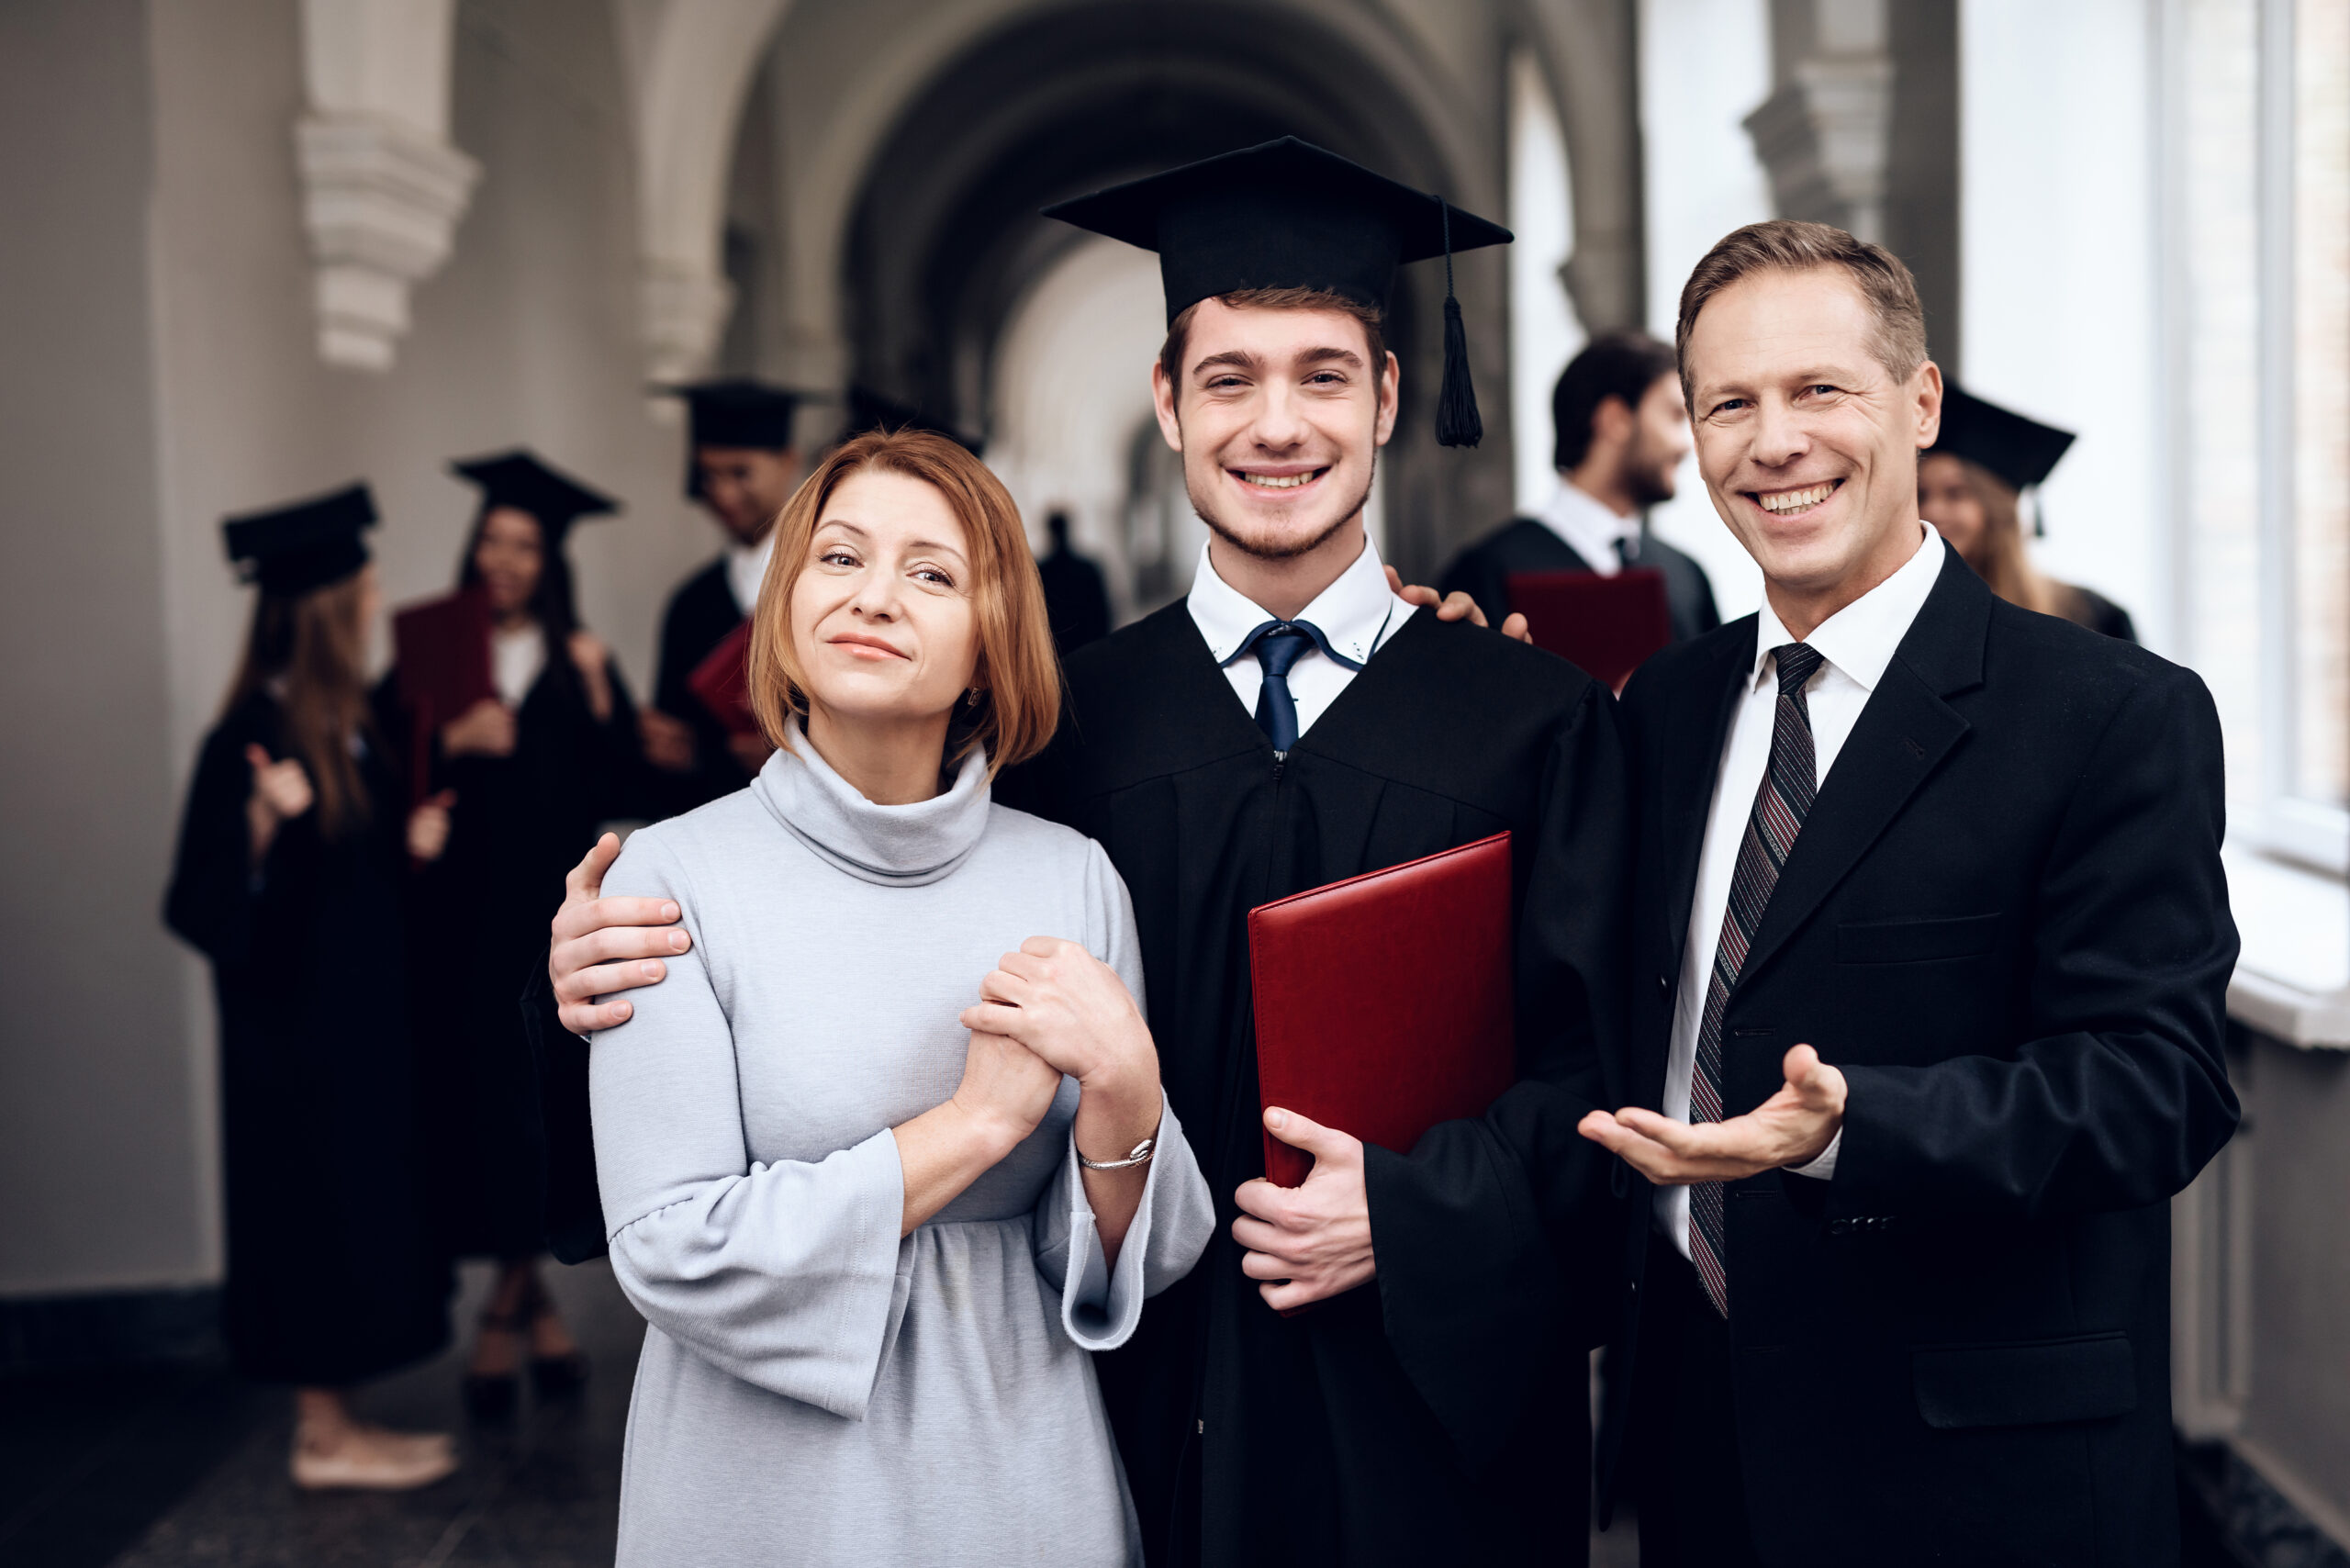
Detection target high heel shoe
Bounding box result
[522,1273,590,1401]
[462,1304,523,1421]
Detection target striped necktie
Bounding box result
[1688,641,1826,1318]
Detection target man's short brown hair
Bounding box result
[1158,286,1386,395]
[1674,219,1928,397]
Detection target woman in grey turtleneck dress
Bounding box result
[588,432,1213,1565]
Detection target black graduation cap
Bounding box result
[450,449,619,543]
[668,379,804,451]
[1041,137,1513,446]
[844,386,985,457]
[659,379,812,500]
[222,482,377,595]
[1930,384,2076,494]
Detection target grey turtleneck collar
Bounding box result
[751,720,991,888]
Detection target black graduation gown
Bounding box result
[2065,583,2138,644]
[649,556,755,813]
[163,692,452,1385]
[1038,544,1113,655]
[1439,517,1723,648]
[398,643,640,1259]
[998,602,1631,1567]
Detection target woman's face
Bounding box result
[789,468,980,735]
[473,506,546,617]
[355,560,382,638]
[1917,452,1988,567]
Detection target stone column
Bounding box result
[294,0,480,372]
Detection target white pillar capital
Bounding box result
[295,0,477,372]
[1743,0,1895,243]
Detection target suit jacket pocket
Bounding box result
[1837,912,2000,965]
[1912,1331,2136,1428]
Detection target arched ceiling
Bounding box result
[840,0,1483,443]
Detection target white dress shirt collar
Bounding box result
[725,530,777,617]
[1748,523,1944,696]
[1533,477,1640,577]
[1185,531,1408,668]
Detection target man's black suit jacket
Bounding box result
[1439,517,1722,646]
[1601,550,2239,1566]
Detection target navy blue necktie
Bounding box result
[1227,620,1359,752]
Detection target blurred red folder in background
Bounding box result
[1248,832,1516,1191]
[688,619,758,737]
[391,589,494,802]
[1506,567,1671,690]
[393,588,495,720]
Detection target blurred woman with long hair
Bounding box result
[390,451,639,1418]
[165,485,456,1490]
[1919,384,2137,642]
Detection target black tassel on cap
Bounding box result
[1434,197,1482,449]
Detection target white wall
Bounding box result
[1,0,715,1299]
[1959,0,2165,650]
[1637,0,1773,621]
[1509,49,1585,514]
[0,0,207,1298]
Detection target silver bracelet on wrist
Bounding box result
[1078,1138,1155,1171]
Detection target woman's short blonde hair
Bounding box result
[747,427,1061,776]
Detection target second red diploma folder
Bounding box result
[1248,832,1516,1189]
[688,619,759,738]
[1505,568,1672,691]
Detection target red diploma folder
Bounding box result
[391,588,495,802]
[1505,568,1672,690]
[1248,832,1516,1190]
[687,619,758,737]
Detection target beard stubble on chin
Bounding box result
[1625,434,1678,510]
[1189,457,1378,563]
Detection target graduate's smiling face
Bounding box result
[1685,266,1941,624]
[697,445,800,546]
[1152,297,1399,561]
[788,468,980,735]
[472,506,546,621]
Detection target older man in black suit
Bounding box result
[1578,220,2239,1566]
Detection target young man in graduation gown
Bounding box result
[639,380,806,812]
[531,140,1631,1566]
[1577,221,2237,1565]
[1441,330,1721,645]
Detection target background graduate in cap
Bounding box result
[1919,384,2136,641]
[389,449,636,1418]
[641,380,810,807]
[165,485,457,1491]
[532,134,1633,1566]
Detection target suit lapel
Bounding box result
[1735,554,1991,990]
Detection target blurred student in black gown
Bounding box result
[1918,384,2137,641]
[393,451,636,1417]
[1036,508,1112,655]
[1440,330,1721,644]
[165,485,456,1490]
[640,381,804,810]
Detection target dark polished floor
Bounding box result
[0,1262,2266,1568]
[0,1260,1646,1568]
[1,1260,641,1568]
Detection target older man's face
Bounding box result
[1684,267,1941,612]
